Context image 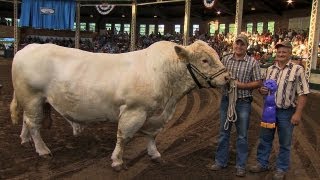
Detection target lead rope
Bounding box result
[224,79,237,130]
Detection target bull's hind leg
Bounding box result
[42,103,52,129]
[66,120,84,136]
[23,97,51,156]
[20,120,32,146]
[20,103,51,147]
[111,107,147,171]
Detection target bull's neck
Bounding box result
[161,61,196,100]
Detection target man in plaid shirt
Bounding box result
[208,34,262,177]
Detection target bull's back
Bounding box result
[12,44,125,89]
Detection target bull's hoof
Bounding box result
[112,163,128,171]
[40,153,53,159]
[151,157,164,164]
[122,164,128,170]
[21,141,33,148]
[112,164,122,172]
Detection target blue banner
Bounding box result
[20,0,75,30]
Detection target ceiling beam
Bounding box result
[299,0,312,4]
[215,1,235,16]
[76,0,132,2]
[0,0,20,3]
[138,0,184,6]
[190,10,203,19]
[259,0,282,15]
[155,6,170,21]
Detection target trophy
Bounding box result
[261,79,278,129]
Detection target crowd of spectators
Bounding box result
[17,27,318,69]
[0,17,9,26]
[19,36,93,51]
[218,28,310,68]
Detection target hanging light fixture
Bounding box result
[287,0,293,4]
[96,3,115,15]
[204,0,216,9]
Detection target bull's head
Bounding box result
[174,40,230,88]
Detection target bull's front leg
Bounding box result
[141,123,163,162]
[111,107,147,171]
[144,101,176,161]
[147,134,161,161]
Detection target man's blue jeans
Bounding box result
[215,96,252,169]
[256,107,295,172]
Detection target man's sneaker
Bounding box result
[249,163,269,173]
[207,163,223,171]
[236,168,246,177]
[273,170,286,180]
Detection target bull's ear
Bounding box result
[174,45,190,63]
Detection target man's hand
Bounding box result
[236,80,245,89]
[291,112,302,126]
[258,87,268,95]
[236,80,262,90]
[291,95,307,126]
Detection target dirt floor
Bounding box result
[0,58,319,180]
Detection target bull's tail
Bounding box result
[10,91,20,124]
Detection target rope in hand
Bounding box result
[224,78,237,130]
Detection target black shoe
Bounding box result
[236,168,246,177]
[273,170,286,180]
[207,163,223,171]
[249,163,269,173]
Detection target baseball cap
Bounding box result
[235,34,249,46]
[275,40,292,49]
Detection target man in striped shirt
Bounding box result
[249,40,309,180]
[208,34,262,177]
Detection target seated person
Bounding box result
[260,53,275,68]
[0,17,7,26]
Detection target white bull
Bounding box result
[10,40,230,170]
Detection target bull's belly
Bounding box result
[46,94,119,123]
[56,104,118,123]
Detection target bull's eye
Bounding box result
[202,59,209,64]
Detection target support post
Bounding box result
[130,0,137,51]
[75,2,80,49]
[183,0,191,46]
[13,0,18,55]
[307,0,320,81]
[235,0,244,36]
